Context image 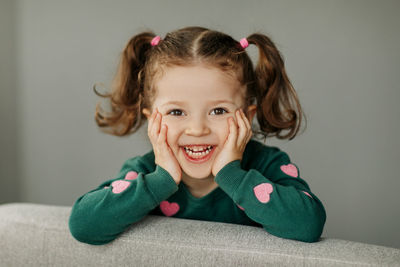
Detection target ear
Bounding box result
[246,105,257,123]
[142,108,151,119]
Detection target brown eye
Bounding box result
[210,107,228,115]
[167,109,185,116]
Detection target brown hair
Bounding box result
[94,26,306,140]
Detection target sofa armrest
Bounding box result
[0,203,399,266]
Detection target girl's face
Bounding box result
[143,64,256,179]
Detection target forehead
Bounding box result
[153,64,245,105]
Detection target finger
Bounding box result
[227,117,238,147]
[147,109,157,135]
[157,123,168,146]
[241,109,252,130]
[241,109,253,144]
[236,109,248,146]
[151,112,161,139]
[245,129,252,144]
[159,125,177,161]
[149,111,157,138]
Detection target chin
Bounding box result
[182,166,213,179]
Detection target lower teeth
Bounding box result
[185,147,212,158]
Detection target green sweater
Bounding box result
[69,139,326,245]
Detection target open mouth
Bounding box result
[181,145,216,163]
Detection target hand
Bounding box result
[212,109,252,176]
[147,109,182,184]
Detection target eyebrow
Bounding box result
[161,100,236,107]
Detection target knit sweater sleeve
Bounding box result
[68,154,178,245]
[214,142,327,243]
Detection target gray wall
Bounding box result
[0,0,19,203]
[1,0,399,249]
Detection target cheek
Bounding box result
[161,116,177,130]
[161,118,180,146]
[210,119,230,143]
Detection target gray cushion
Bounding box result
[0,203,399,266]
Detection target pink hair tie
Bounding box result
[151,36,161,46]
[239,38,249,49]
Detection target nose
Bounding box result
[184,116,211,136]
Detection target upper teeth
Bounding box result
[184,145,212,153]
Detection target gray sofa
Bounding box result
[0,203,399,266]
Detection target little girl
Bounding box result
[69,26,326,245]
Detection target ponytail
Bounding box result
[94,31,156,136]
[247,33,305,140]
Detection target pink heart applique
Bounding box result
[160,201,180,217]
[125,171,138,180]
[111,180,131,194]
[253,183,273,203]
[280,164,298,178]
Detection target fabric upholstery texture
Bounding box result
[0,203,399,266]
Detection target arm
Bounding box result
[214,149,326,243]
[68,156,178,245]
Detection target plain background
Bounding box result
[1,0,399,249]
